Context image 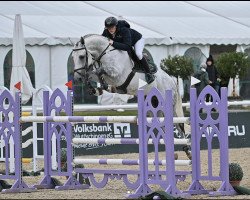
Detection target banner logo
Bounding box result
[113,123,131,138]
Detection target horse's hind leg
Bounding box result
[182,145,192,160]
[175,122,192,160]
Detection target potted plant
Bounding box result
[160,55,194,102]
[216,52,250,99]
[229,162,244,186]
[160,55,194,85]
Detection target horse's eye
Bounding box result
[79,55,85,60]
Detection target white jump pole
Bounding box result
[73,158,192,166]
[21,99,250,113]
[72,138,191,145]
[20,116,190,124]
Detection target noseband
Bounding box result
[72,45,90,82]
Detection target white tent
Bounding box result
[1,1,250,44]
[1,1,250,97]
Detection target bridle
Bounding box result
[72,37,113,90]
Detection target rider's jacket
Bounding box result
[102,20,142,52]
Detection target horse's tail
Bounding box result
[173,84,192,161]
[174,87,184,118]
[174,84,184,117]
[174,86,191,138]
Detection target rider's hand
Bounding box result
[109,39,113,45]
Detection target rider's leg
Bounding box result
[140,57,155,84]
[127,49,140,65]
[134,38,155,84]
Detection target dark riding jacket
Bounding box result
[206,64,219,86]
[102,20,142,52]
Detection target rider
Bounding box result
[102,16,155,84]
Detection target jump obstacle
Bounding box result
[0,85,57,174]
[6,86,249,175]
[0,86,236,198]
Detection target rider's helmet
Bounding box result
[105,17,118,28]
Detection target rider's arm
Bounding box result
[112,27,132,51]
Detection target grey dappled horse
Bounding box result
[72,35,190,149]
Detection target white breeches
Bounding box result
[134,37,145,60]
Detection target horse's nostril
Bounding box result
[79,55,84,59]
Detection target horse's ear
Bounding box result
[80,37,85,45]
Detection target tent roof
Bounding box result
[1,1,250,45]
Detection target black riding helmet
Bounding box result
[105,17,118,28]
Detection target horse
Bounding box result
[71,34,191,157]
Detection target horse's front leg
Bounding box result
[95,68,109,90]
[99,75,109,90]
[87,81,115,96]
[86,81,103,96]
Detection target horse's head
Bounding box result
[72,37,94,83]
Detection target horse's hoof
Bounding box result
[182,145,192,160]
[187,153,192,160]
[174,153,178,160]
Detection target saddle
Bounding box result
[115,50,158,94]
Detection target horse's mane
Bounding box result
[83,34,100,39]
[83,34,108,41]
[76,34,108,47]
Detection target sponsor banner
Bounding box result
[22,112,250,157]
[72,123,141,155]
[200,112,250,150]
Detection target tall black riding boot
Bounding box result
[128,50,140,68]
[140,57,155,84]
